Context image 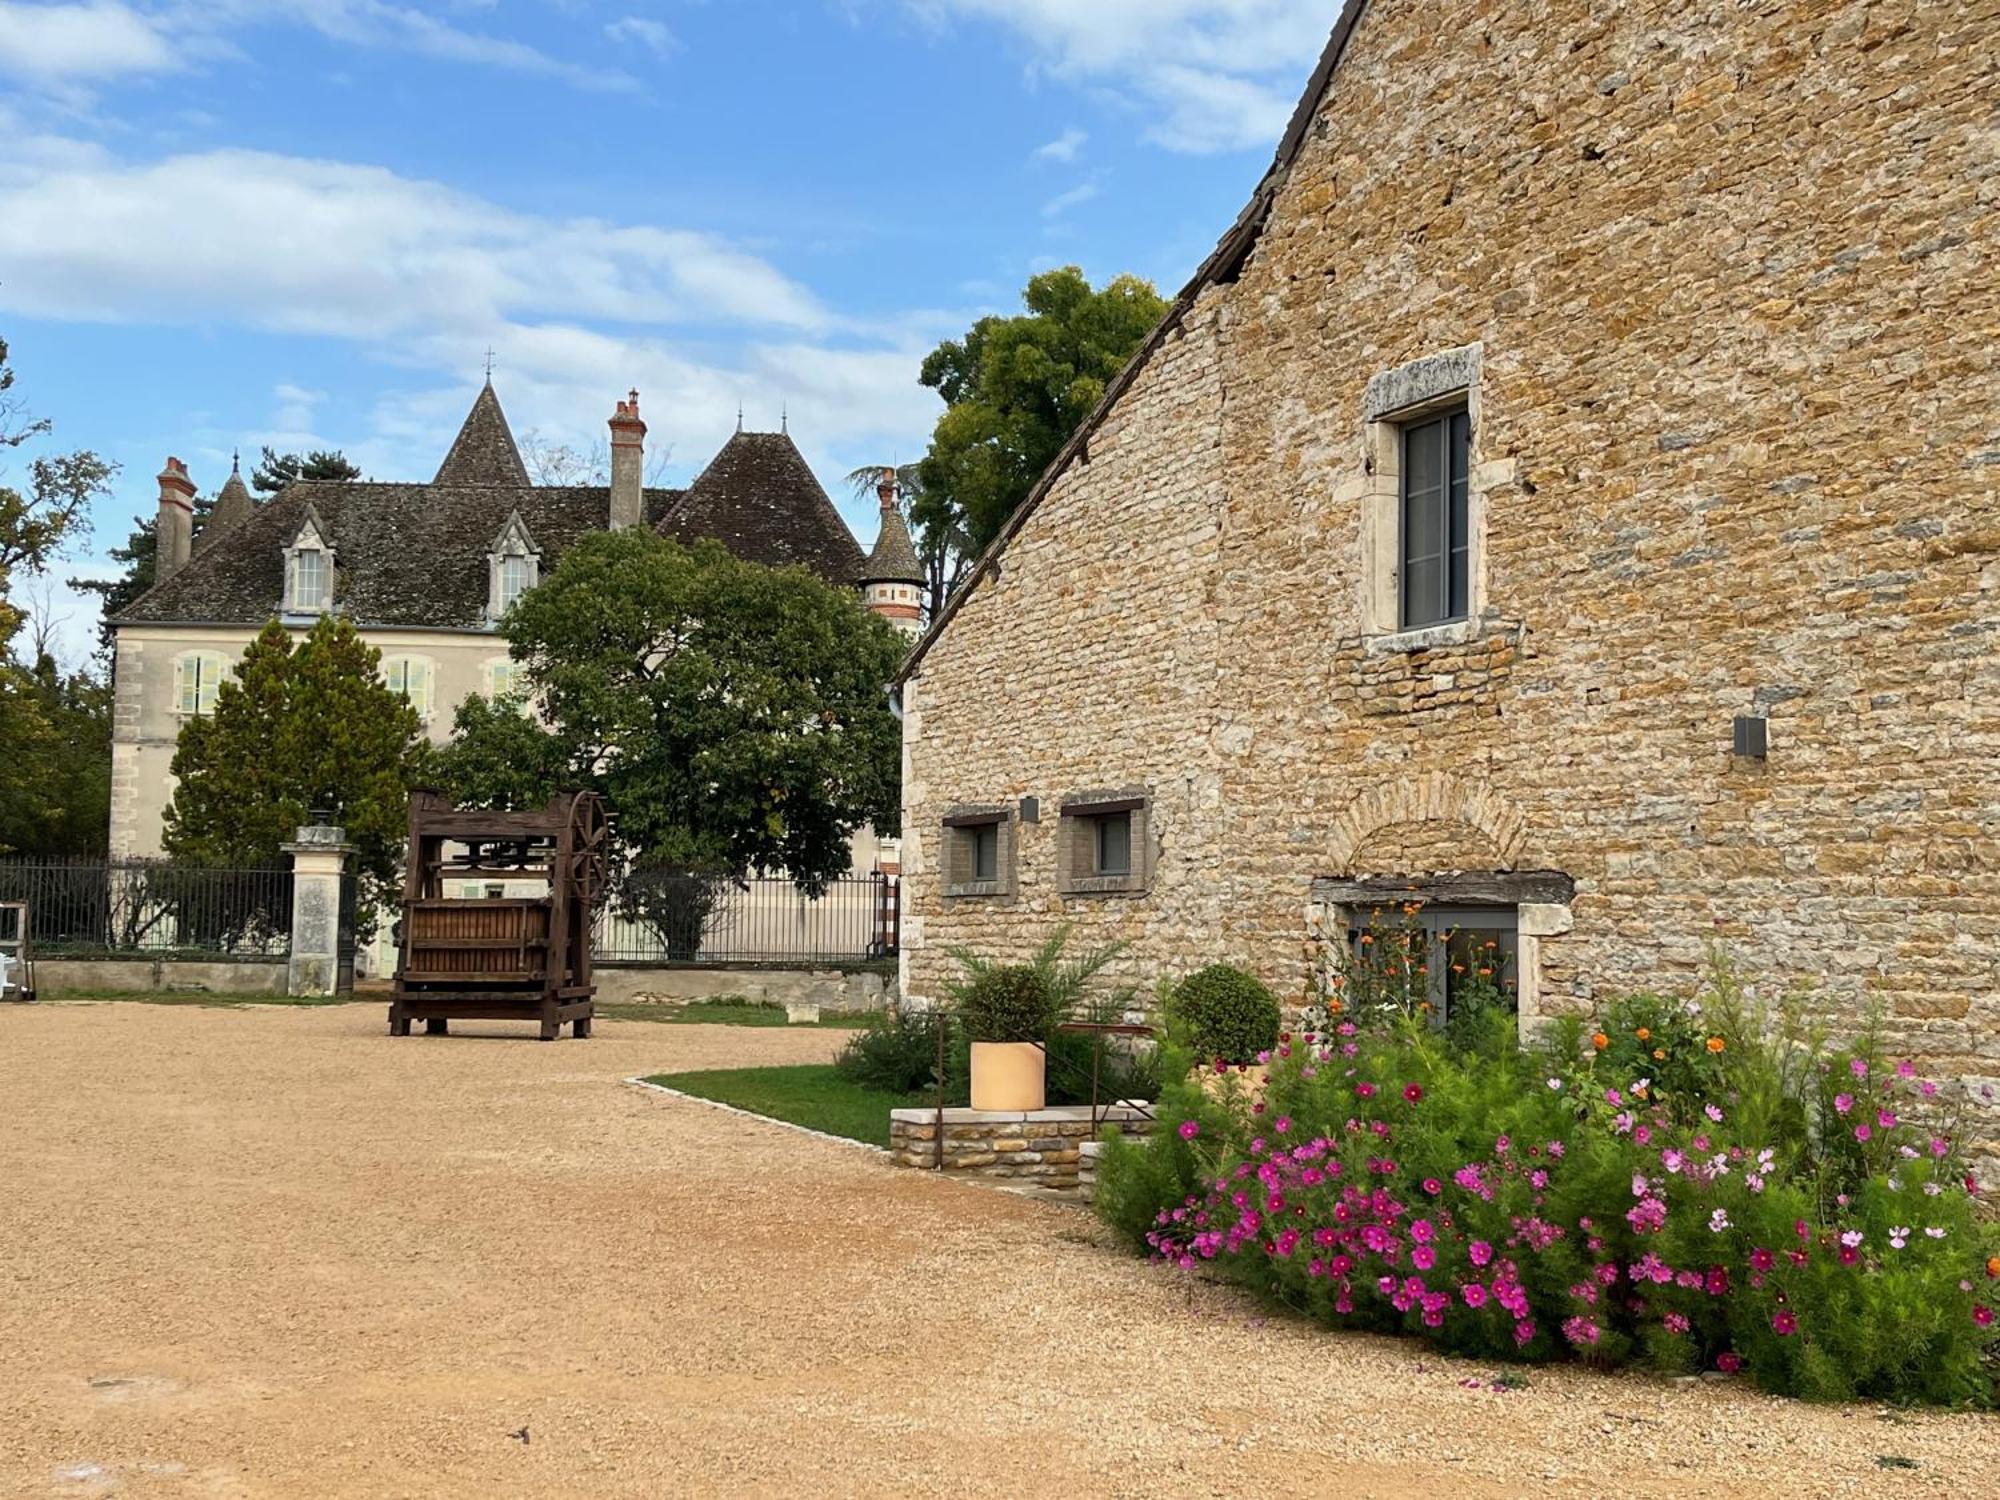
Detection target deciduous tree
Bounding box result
[914,266,1166,590]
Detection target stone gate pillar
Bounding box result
[285,822,351,997]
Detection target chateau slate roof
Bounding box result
[896,0,1370,683]
[118,479,683,629]
[435,382,532,487]
[656,430,867,584]
[861,504,925,586]
[196,461,255,554]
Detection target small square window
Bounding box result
[1094,811,1131,877]
[1058,792,1150,896]
[942,807,1012,899]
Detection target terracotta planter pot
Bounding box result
[970,1041,1046,1111]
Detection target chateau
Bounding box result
[896,2,1999,1166]
[109,382,924,858]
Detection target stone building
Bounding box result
[897,1,1999,1158]
[111,381,921,858]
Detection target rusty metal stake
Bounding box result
[933,1006,946,1171]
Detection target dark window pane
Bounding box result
[1400,408,1471,629]
[1448,410,1471,620]
[1095,812,1132,876]
[972,825,998,881]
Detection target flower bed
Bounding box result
[1096,946,2000,1406]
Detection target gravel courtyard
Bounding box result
[3,1002,1996,1499]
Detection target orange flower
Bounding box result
[1360,933,1374,946]
[1591,1032,1610,1051]
[1636,1027,1651,1042]
[1988,1256,2000,1279]
[1653,1048,1667,1061]
[1706,1037,1726,1054]
[1328,998,1344,1015]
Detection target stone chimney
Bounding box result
[156,457,197,581]
[608,389,646,530]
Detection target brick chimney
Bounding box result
[156,457,197,581]
[608,389,645,530]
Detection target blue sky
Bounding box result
[0,1,1336,662]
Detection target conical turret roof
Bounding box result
[434,380,531,487]
[862,500,924,585]
[197,455,256,553]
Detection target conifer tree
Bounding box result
[164,617,425,911]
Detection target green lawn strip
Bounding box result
[642,1064,924,1149]
[596,1000,876,1029]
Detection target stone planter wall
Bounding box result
[889,1104,1153,1193]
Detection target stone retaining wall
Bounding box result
[889,1104,1153,1193]
[594,963,894,1013]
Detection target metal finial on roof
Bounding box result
[483,347,497,383]
[781,402,789,434]
[736,402,744,433]
[231,449,240,474]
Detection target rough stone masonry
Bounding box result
[898,1,2000,1171]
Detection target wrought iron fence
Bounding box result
[595,872,898,965]
[0,858,294,958]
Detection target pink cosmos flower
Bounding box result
[1514,1320,1536,1347]
[1274,1115,1292,1134]
[1834,1093,1853,1115]
[1878,1109,1897,1129]
[1412,1245,1436,1271]
[1561,1315,1601,1347]
[1421,1177,1442,1196]
[1854,1124,1872,1143]
[1838,1247,1859,1266]
[1715,1352,1743,1373]
[1461,1282,1488,1308]
[1633,1125,1653,1146]
[1897,1059,1916,1078]
[1356,1083,1376,1099]
[1178,1120,1201,1141]
[1750,1248,1775,1272]
[1403,1083,1423,1104]
[1704,1104,1724,1123]
[1664,1312,1690,1335]
[1469,1240,1493,1267]
[1974,1306,1993,1329]
[1851,1058,1869,1078]
[1772,1310,1798,1336]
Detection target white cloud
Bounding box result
[0,1,630,93]
[0,144,833,339]
[910,0,1331,153]
[0,2,174,81]
[604,15,677,60]
[1040,181,1098,218]
[0,133,941,514]
[1032,126,1086,163]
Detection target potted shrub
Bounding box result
[957,965,1056,1110]
[1167,964,1281,1096]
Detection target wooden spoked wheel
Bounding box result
[564,792,610,916]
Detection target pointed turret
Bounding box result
[197,452,256,553]
[859,468,925,638]
[434,379,531,487]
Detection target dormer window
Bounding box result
[283,505,336,615]
[293,548,329,610]
[497,555,536,613]
[486,511,542,623]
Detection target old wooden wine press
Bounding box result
[388,790,609,1040]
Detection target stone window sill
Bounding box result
[1363,618,1486,657]
[1059,879,1149,899]
[945,882,1010,901]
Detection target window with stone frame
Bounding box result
[382,654,436,723]
[941,805,1014,899]
[1356,344,1493,646]
[1056,790,1152,896]
[1346,904,1518,1024]
[173,650,232,716]
[1399,406,1472,630]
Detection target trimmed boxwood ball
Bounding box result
[1170,963,1280,1064]
[956,965,1056,1043]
